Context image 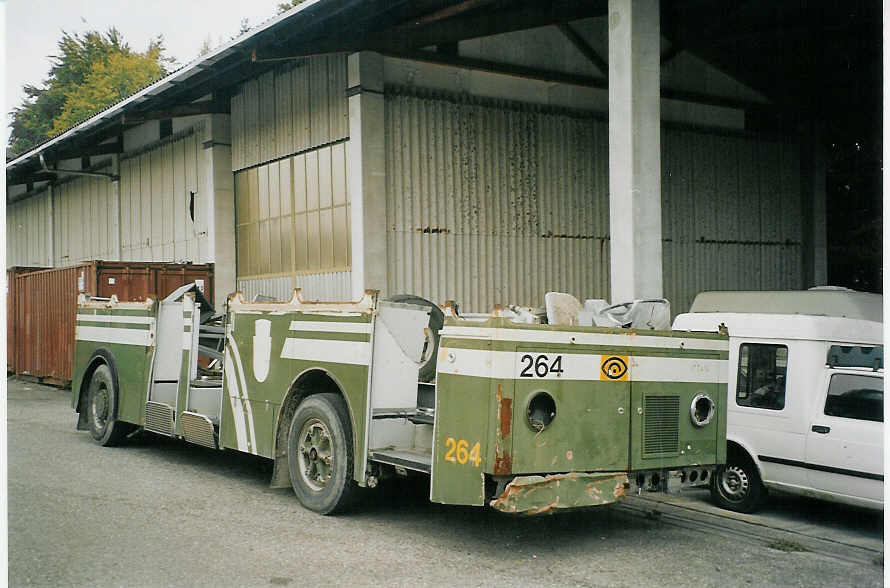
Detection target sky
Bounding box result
[4,0,286,131]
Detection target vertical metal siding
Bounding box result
[661,128,802,314]
[231,55,348,171]
[52,175,117,266]
[6,189,52,268]
[237,271,352,302]
[119,128,204,263]
[386,88,801,314]
[385,89,610,312]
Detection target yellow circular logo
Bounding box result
[600,356,628,380]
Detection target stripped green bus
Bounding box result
[73,286,727,515]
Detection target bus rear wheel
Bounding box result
[287,393,358,514]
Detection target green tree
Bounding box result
[8,28,173,157]
[277,0,306,14]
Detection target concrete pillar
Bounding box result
[347,51,388,300]
[608,0,663,302]
[202,113,236,310]
[112,154,122,261]
[800,122,828,287]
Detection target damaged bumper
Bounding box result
[489,472,629,515]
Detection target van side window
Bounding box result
[736,343,787,410]
[824,374,883,422]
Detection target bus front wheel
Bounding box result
[87,364,131,446]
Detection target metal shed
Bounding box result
[6,1,878,315]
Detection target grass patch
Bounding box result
[766,538,808,553]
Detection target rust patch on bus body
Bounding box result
[493,384,513,474]
[493,451,513,475]
[499,396,512,438]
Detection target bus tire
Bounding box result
[287,393,358,514]
[87,364,131,446]
[710,453,765,513]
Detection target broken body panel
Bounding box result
[72,289,728,515]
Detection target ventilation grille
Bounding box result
[145,401,175,436]
[643,396,680,455]
[180,411,218,449]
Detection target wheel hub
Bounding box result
[719,465,750,502]
[297,419,333,491]
[91,384,109,429]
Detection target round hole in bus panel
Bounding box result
[690,393,715,427]
[527,391,556,432]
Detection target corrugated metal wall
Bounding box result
[237,271,352,302]
[7,189,52,268]
[385,88,801,313]
[231,55,348,171]
[53,175,118,266]
[385,89,610,312]
[119,128,205,262]
[662,128,801,313]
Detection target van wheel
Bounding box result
[287,393,358,514]
[87,364,131,446]
[710,455,765,513]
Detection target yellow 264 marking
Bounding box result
[444,437,482,467]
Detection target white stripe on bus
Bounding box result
[288,320,371,334]
[436,347,728,383]
[228,335,258,455]
[438,326,729,352]
[224,353,248,452]
[280,337,371,365]
[75,326,152,346]
[76,314,153,324]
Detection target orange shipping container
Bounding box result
[11,261,214,385]
[7,267,48,373]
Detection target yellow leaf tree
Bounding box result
[52,44,166,135]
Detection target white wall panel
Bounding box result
[6,189,52,268]
[238,271,352,302]
[231,55,348,171]
[119,128,206,263]
[52,175,117,266]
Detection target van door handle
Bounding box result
[811,425,830,434]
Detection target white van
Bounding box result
[672,289,883,512]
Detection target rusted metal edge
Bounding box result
[490,472,629,515]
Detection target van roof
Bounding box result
[673,312,883,343]
[689,289,882,323]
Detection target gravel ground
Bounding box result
[7,377,884,587]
